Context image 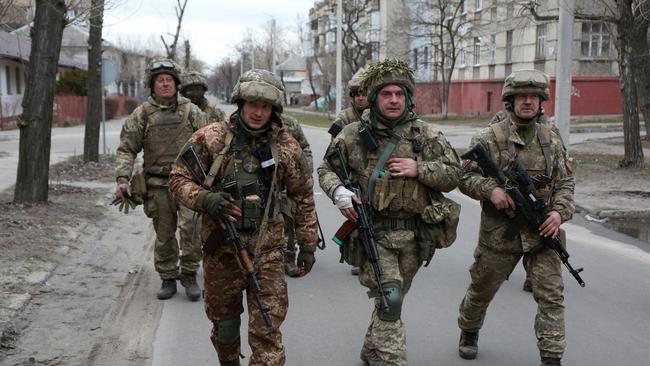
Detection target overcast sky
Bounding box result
[103,0,315,67]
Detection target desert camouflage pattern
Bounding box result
[457,113,575,359]
[318,114,461,365]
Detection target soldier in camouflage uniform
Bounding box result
[328,75,370,139]
[180,70,226,122]
[115,59,208,301]
[456,70,575,366]
[318,59,462,366]
[169,69,318,366]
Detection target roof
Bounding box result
[0,30,85,69]
[276,56,306,72]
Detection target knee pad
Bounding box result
[378,283,403,322]
[216,318,241,344]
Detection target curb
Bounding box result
[576,204,650,220]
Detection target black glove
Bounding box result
[297,245,316,276]
[200,191,235,221]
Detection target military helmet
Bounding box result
[230,69,284,112]
[180,70,208,91]
[501,69,550,101]
[144,58,181,88]
[361,58,415,99]
[348,71,366,95]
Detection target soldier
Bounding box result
[114,59,208,301]
[318,59,462,366]
[456,69,575,366]
[169,69,318,366]
[180,70,226,122]
[328,74,370,139]
[280,113,314,277]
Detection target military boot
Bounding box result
[179,272,201,301]
[541,357,562,366]
[458,329,479,360]
[157,279,177,300]
[350,266,360,275]
[360,345,385,366]
[522,278,533,292]
[283,249,300,278]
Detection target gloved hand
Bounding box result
[297,245,316,276]
[333,186,355,209]
[200,191,236,221]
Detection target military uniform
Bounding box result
[329,76,369,139]
[318,59,462,366]
[169,69,318,366]
[457,70,575,365]
[115,62,208,292]
[180,70,226,122]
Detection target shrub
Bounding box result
[56,69,87,96]
[104,97,119,119]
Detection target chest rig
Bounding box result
[142,100,193,178]
[219,124,280,231]
[490,120,554,200]
[356,121,429,220]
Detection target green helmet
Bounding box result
[347,72,366,96]
[361,58,415,100]
[180,70,208,91]
[144,58,181,88]
[230,69,284,112]
[501,69,550,101]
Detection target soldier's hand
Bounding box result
[297,245,316,276]
[539,210,562,238]
[334,186,359,222]
[387,157,418,178]
[115,180,132,202]
[200,191,241,222]
[490,187,515,210]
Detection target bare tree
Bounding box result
[160,0,188,61]
[14,0,68,203]
[83,0,104,163]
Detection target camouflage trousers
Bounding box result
[458,244,565,359]
[284,215,297,252]
[144,187,202,280]
[204,247,288,365]
[358,229,422,366]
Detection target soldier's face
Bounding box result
[241,100,273,129]
[153,73,177,99]
[353,93,369,109]
[376,85,406,120]
[182,85,205,105]
[513,93,540,120]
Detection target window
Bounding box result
[536,24,547,59]
[5,66,11,95]
[506,30,513,63]
[507,3,514,18]
[490,6,497,21]
[459,41,466,68]
[489,33,496,64]
[15,67,21,94]
[581,22,610,57]
[475,0,483,11]
[473,37,481,65]
[413,48,419,70]
[424,46,429,66]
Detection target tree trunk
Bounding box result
[631,20,650,141]
[83,0,104,163]
[14,0,67,203]
[617,0,645,167]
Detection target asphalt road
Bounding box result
[151,124,650,366]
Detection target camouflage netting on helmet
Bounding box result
[180,70,208,91]
[501,69,550,101]
[361,58,415,98]
[144,58,181,88]
[230,69,284,111]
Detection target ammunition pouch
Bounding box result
[237,194,265,231]
[419,193,461,251]
[130,172,147,198]
[339,231,366,267]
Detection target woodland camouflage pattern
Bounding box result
[457,111,575,359]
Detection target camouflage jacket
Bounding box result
[329,106,366,139]
[318,114,462,219]
[199,97,226,122]
[281,114,313,172]
[460,113,575,252]
[115,95,208,185]
[168,116,318,253]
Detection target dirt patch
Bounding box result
[48,154,116,183]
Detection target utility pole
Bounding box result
[335,0,343,114]
[555,0,574,152]
[271,18,276,74]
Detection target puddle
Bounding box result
[602,218,650,244]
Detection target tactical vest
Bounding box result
[490,119,554,200]
[356,123,429,220]
[142,100,194,185]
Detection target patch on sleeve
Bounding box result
[564,159,574,175]
[463,159,472,168]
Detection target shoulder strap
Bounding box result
[252,139,280,258]
[367,122,408,202]
[536,123,553,176]
[203,122,234,189]
[489,120,515,166]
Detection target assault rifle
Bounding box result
[461,143,585,287]
[326,146,390,312]
[179,145,274,329]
